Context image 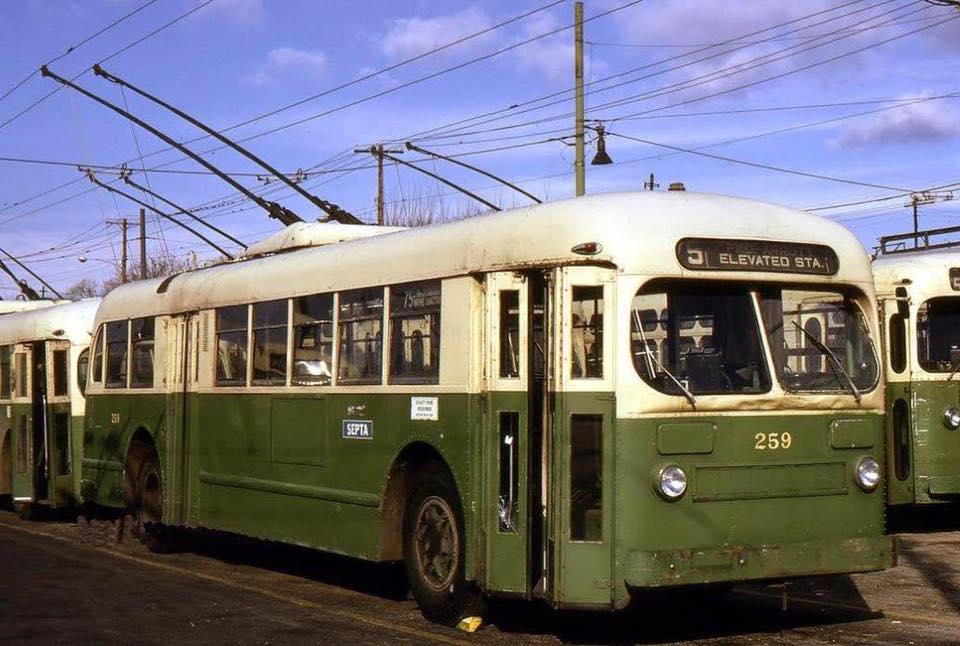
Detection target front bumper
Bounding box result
[623,535,896,589]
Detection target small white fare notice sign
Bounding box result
[411,396,439,421]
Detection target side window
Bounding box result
[15,353,27,398]
[105,321,129,389]
[92,326,104,384]
[499,290,520,378]
[389,281,441,384]
[77,348,90,396]
[338,288,383,385]
[252,300,288,386]
[571,285,603,379]
[889,313,907,374]
[293,294,334,386]
[216,306,248,386]
[131,318,155,388]
[52,349,69,397]
[0,346,10,400]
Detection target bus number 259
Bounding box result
[754,432,792,450]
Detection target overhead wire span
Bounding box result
[0,0,216,132]
[0,0,160,105]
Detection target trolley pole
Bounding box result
[574,1,585,197]
[912,196,920,249]
[139,208,147,279]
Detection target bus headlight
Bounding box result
[657,465,687,501]
[944,407,960,430]
[855,457,881,492]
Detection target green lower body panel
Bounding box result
[622,535,896,589]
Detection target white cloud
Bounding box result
[381,6,493,59]
[208,0,265,25]
[513,11,607,83]
[840,98,959,147]
[251,47,327,86]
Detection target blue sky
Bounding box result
[1,0,959,297]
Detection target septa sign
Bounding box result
[342,419,373,439]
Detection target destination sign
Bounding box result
[676,238,839,276]
[950,268,960,291]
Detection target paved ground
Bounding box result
[0,507,958,645]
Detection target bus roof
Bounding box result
[0,299,100,347]
[95,191,874,322]
[873,247,960,297]
[0,300,65,316]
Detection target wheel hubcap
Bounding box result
[414,496,458,592]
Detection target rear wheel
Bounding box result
[123,443,169,552]
[402,462,482,625]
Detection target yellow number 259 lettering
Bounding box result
[754,432,793,450]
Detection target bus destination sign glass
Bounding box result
[676,238,839,276]
[949,268,960,291]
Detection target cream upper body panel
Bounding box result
[95,191,876,325]
[0,299,100,347]
[874,249,960,383]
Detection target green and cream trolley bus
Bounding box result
[874,242,960,505]
[81,192,893,623]
[0,299,99,517]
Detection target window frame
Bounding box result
[215,304,251,387]
[337,287,385,386]
[130,316,156,389]
[293,292,336,387]
[388,280,442,385]
[251,299,289,387]
[104,320,130,390]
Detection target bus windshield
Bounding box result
[631,285,771,396]
[759,288,878,393]
[917,297,960,372]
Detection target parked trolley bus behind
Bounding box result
[0,299,99,516]
[874,244,960,505]
[80,192,892,624]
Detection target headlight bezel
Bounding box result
[855,456,881,492]
[656,464,688,501]
[944,407,960,430]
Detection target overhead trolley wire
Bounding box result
[0,0,216,132]
[0,0,160,105]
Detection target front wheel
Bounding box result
[402,463,482,625]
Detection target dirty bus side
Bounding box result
[78,192,894,624]
[874,249,960,505]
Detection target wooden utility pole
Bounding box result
[120,218,128,284]
[354,144,403,225]
[139,208,147,279]
[574,1,585,197]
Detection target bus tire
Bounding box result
[124,448,168,553]
[402,462,482,625]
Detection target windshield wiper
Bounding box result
[633,310,697,407]
[946,358,960,382]
[792,321,861,403]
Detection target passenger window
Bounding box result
[889,313,907,374]
[0,346,10,400]
[216,306,248,386]
[130,318,155,388]
[389,281,441,384]
[92,327,104,384]
[338,288,383,385]
[53,349,69,397]
[499,291,520,378]
[293,294,334,386]
[15,353,26,397]
[252,300,288,385]
[105,321,129,389]
[571,286,603,379]
[77,349,90,396]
